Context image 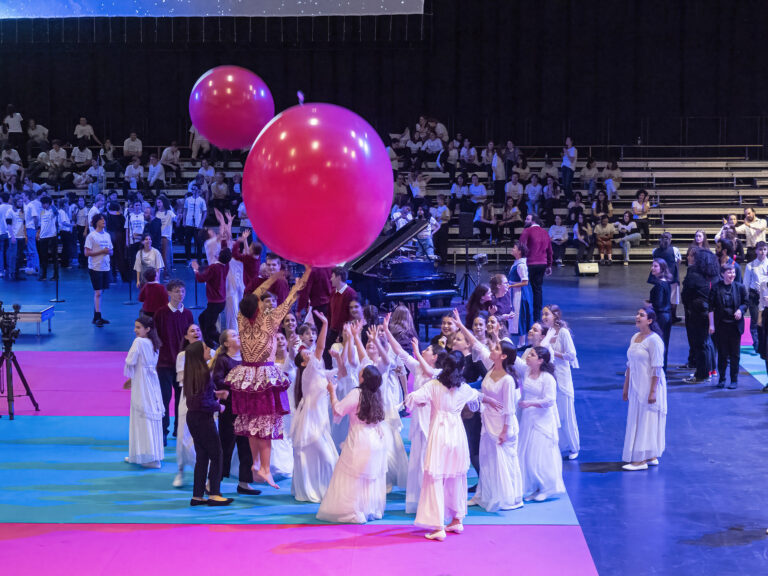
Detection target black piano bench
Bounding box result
[416,307,455,340]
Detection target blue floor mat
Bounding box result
[0,416,578,526]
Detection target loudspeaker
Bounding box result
[458,212,475,239]
[576,262,599,276]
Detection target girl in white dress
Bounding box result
[291,311,339,502]
[382,315,445,513]
[317,365,388,523]
[356,323,409,492]
[329,325,356,451]
[406,351,503,541]
[470,340,524,512]
[519,346,565,502]
[541,305,581,459]
[622,307,667,471]
[172,324,202,488]
[270,331,296,478]
[124,315,165,468]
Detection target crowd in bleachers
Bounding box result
[386,114,657,266]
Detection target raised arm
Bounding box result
[313,310,329,361]
[452,307,479,348]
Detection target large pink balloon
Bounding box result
[189,65,275,150]
[243,103,393,267]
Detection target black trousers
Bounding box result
[688,312,713,380]
[434,225,449,262]
[528,263,547,323]
[218,409,254,483]
[198,301,226,349]
[552,241,566,262]
[636,219,650,243]
[157,367,182,438]
[748,289,760,352]
[656,310,671,372]
[463,412,481,478]
[476,222,498,241]
[184,226,203,260]
[38,236,57,278]
[715,322,741,383]
[186,410,223,498]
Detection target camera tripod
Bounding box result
[0,307,39,420]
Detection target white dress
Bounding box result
[473,373,524,512]
[519,372,565,499]
[124,337,165,464]
[542,327,580,455]
[316,388,388,523]
[400,353,437,514]
[290,355,339,502]
[381,352,409,491]
[269,355,296,477]
[329,342,352,451]
[406,380,482,530]
[224,257,245,333]
[623,332,667,463]
[175,351,197,472]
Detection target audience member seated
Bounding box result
[209,172,230,214]
[549,214,569,267]
[615,210,641,266]
[123,156,145,194]
[160,141,181,181]
[436,140,458,181]
[71,139,93,170]
[539,154,559,182]
[512,155,530,184]
[460,138,479,170]
[579,157,599,198]
[74,117,102,146]
[602,160,623,200]
[99,139,122,184]
[198,158,215,185]
[189,123,210,163]
[26,119,50,161]
[417,131,444,170]
[525,173,542,217]
[594,214,615,265]
[122,131,143,166]
[475,200,498,244]
[498,196,522,242]
[573,213,595,262]
[468,173,487,205]
[147,154,166,193]
[592,189,613,221]
[567,191,586,224]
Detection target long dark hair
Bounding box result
[500,340,520,388]
[465,283,491,328]
[136,314,162,352]
[437,351,465,389]
[183,341,210,399]
[532,346,555,376]
[657,231,672,251]
[294,351,309,408]
[652,258,673,282]
[357,365,385,425]
[694,248,720,280]
[641,306,664,337]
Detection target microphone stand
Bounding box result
[50,209,64,303]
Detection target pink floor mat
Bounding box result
[1,351,148,417]
[0,523,597,576]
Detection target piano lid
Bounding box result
[347,219,429,275]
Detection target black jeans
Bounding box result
[184,226,203,261]
[463,412,481,478]
[656,310,671,372]
[528,263,547,322]
[157,366,181,438]
[715,322,741,383]
[198,301,226,349]
[186,410,223,498]
[552,241,566,262]
[688,312,713,379]
[636,219,650,244]
[218,409,254,483]
[748,289,760,352]
[38,236,57,278]
[561,166,574,199]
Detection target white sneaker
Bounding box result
[172,472,184,487]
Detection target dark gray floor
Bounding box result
[3,262,768,575]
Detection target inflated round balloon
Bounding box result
[243,103,393,267]
[189,65,274,150]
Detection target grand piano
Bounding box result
[347,219,458,309]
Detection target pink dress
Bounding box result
[226,297,294,439]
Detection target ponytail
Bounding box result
[533,346,556,377]
[500,340,520,388]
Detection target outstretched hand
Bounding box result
[366,325,377,343]
[382,313,391,332]
[313,310,328,324]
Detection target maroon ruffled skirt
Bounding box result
[226,362,291,439]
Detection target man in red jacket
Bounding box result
[520,214,553,322]
[154,278,194,442]
[191,247,231,348]
[297,266,333,319]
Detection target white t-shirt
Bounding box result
[148,163,165,185]
[49,148,68,165]
[125,212,146,243]
[23,201,40,229]
[198,166,215,180]
[28,124,48,140]
[39,207,57,239]
[189,125,209,144]
[157,209,176,239]
[1,149,21,164]
[525,183,543,202]
[0,164,19,180]
[3,113,23,133]
[58,209,72,232]
[134,247,165,273]
[238,202,251,228]
[71,147,93,164]
[468,183,487,202]
[123,138,143,157]
[124,164,144,183]
[74,124,96,140]
[505,181,523,200]
[562,146,577,169]
[0,202,10,236]
[11,209,26,238]
[183,196,206,228]
[160,147,180,165]
[85,229,113,271]
[87,205,101,232]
